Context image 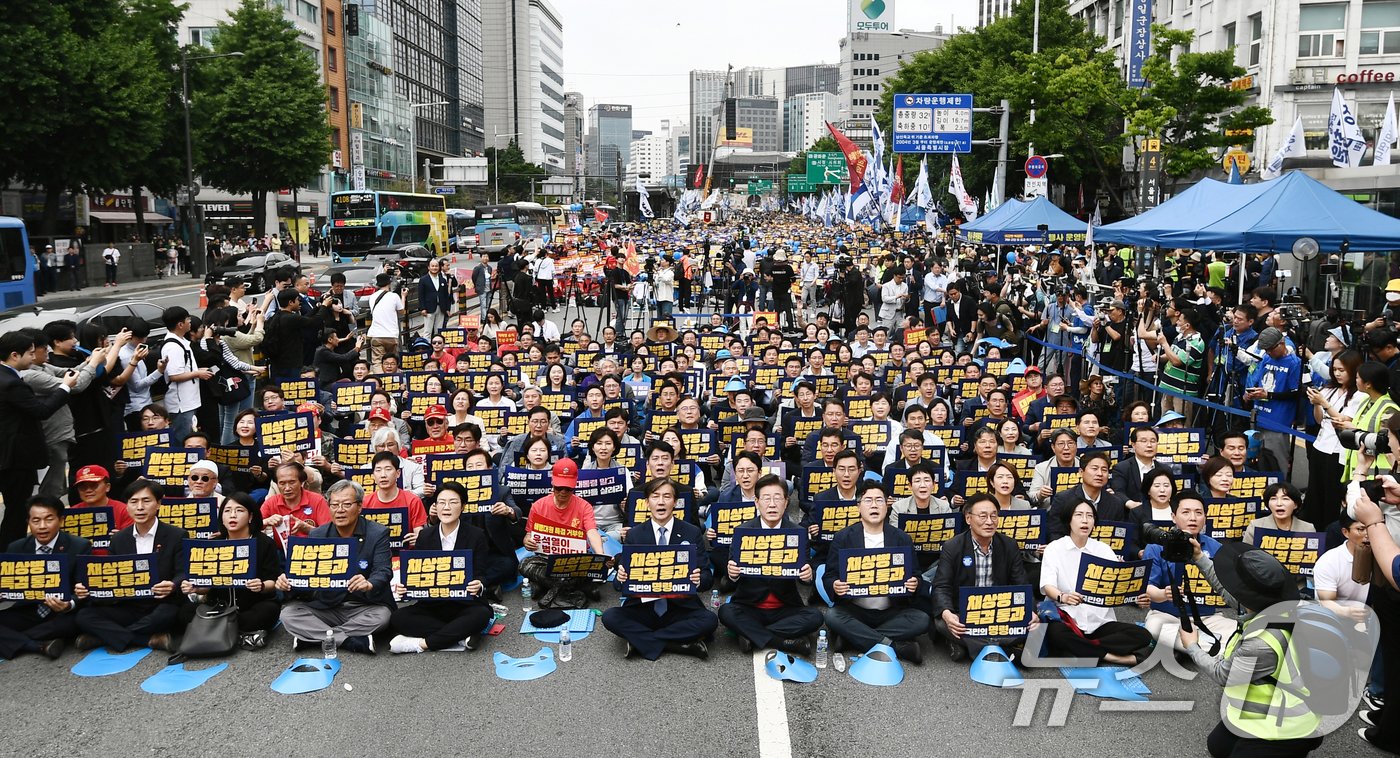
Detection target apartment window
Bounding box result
[325,8,336,34]
[329,86,340,111]
[328,46,337,72]
[1361,1,1400,54]
[1223,22,1236,52]
[331,127,341,149]
[1248,13,1263,65]
[189,26,219,47]
[1114,0,1124,37]
[297,0,318,24]
[1298,3,1347,58]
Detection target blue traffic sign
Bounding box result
[891,93,973,154]
[431,186,456,194]
[1025,155,1048,179]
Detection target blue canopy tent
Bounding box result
[954,199,1025,241]
[956,197,1087,245]
[1096,171,1400,252]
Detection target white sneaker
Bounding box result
[388,635,424,654]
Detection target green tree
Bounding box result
[486,139,548,202]
[124,0,189,240]
[878,0,1132,214]
[0,0,169,233]
[1127,26,1274,178]
[193,0,330,234]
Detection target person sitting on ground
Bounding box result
[0,496,91,660]
[178,492,283,650]
[388,482,492,654]
[1140,490,1237,652]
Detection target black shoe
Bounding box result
[36,639,64,660]
[1361,710,1380,728]
[776,637,813,657]
[464,635,482,651]
[292,636,315,653]
[827,633,843,653]
[74,634,101,651]
[241,630,268,650]
[895,639,924,665]
[1364,690,1387,712]
[666,639,709,659]
[947,640,968,663]
[736,636,754,654]
[623,642,636,659]
[341,635,375,655]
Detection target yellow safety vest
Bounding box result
[1342,394,1398,480]
[1221,622,1321,741]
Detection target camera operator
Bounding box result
[604,254,632,336]
[1140,489,1238,651]
[1129,286,1163,403]
[1363,328,1400,406]
[1362,279,1400,333]
[1249,286,1279,334]
[1091,299,1130,375]
[1341,361,1399,481]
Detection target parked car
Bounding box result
[205,252,301,293]
[363,243,439,280]
[0,300,169,341]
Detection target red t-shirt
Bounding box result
[71,498,133,532]
[526,494,597,555]
[260,491,332,547]
[363,488,428,531]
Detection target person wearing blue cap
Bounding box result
[823,481,928,663]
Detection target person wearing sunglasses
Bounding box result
[184,460,220,499]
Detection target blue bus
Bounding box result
[473,202,553,258]
[328,191,449,263]
[0,217,36,310]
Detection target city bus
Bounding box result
[0,217,36,310]
[473,201,553,257]
[447,208,477,252]
[328,191,449,263]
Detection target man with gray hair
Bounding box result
[275,479,394,654]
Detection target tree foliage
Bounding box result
[125,0,191,239]
[486,140,549,203]
[193,0,330,233]
[1126,26,1274,178]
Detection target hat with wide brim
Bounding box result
[970,644,1024,688]
[647,324,679,342]
[848,642,904,686]
[1211,541,1299,612]
[765,651,817,683]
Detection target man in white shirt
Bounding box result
[922,261,948,328]
[879,270,910,330]
[800,254,822,320]
[534,251,557,311]
[366,273,405,372]
[160,306,212,444]
[102,244,121,287]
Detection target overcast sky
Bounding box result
[558,0,977,135]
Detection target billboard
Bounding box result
[718,127,754,148]
[850,0,895,34]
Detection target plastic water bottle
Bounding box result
[558,629,572,662]
[833,652,847,673]
[815,630,829,669]
[322,629,336,660]
[521,578,533,610]
[710,589,721,609]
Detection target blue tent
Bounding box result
[957,197,1087,245]
[955,199,1024,241]
[1096,171,1400,252]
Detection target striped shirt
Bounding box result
[1161,332,1205,394]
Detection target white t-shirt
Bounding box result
[1313,544,1368,605]
[161,335,200,413]
[1041,536,1119,633]
[367,290,404,339]
[103,246,121,265]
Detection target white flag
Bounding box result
[1329,87,1367,168]
[949,155,978,220]
[912,156,931,208]
[1085,201,1100,251]
[1377,92,1398,166]
[635,178,654,219]
[1262,117,1307,179]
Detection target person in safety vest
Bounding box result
[1177,539,1321,756]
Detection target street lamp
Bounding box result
[492,129,523,203]
[182,48,243,279]
[408,101,449,193]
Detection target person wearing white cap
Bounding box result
[185,459,221,498]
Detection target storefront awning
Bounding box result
[89,210,175,224]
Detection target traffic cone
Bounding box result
[198,286,207,308]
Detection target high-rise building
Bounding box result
[980,0,1017,27]
[838,29,949,144]
[382,0,486,166]
[785,92,840,153]
[689,69,728,166]
[586,104,633,197]
[344,6,414,190]
[563,91,584,178]
[626,133,668,185]
[785,64,840,98]
[712,96,782,153]
[481,0,566,173]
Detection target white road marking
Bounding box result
[751,651,794,758]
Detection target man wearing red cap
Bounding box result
[72,465,133,532]
[519,458,609,607]
[410,404,456,460]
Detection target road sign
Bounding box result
[1025,156,1048,179]
[1221,147,1251,175]
[806,152,849,184]
[892,93,973,153]
[432,186,457,195]
[787,175,817,194]
[1024,177,1048,198]
[747,180,773,195]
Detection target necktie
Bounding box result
[37,546,52,618]
[654,527,668,616]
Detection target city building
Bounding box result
[481,0,566,173]
[689,69,728,166]
[786,64,841,99]
[343,6,414,192]
[563,91,584,179]
[626,133,668,185]
[1069,0,1400,211]
[785,91,840,152]
[382,0,486,167]
[669,124,691,185]
[837,29,949,143]
[979,0,1017,28]
[712,96,782,153]
[586,103,633,197]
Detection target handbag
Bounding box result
[179,591,239,657]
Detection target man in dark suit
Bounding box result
[0,495,91,659]
[717,475,823,655]
[603,478,718,660]
[823,481,929,663]
[1108,426,1159,509]
[276,479,394,654]
[929,494,1039,662]
[1047,451,1132,541]
[417,258,456,339]
[74,479,187,652]
[0,331,78,546]
[802,448,863,564]
[942,284,977,353]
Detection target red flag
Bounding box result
[890,155,905,206]
[825,122,866,194]
[693,164,705,189]
[595,208,609,224]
